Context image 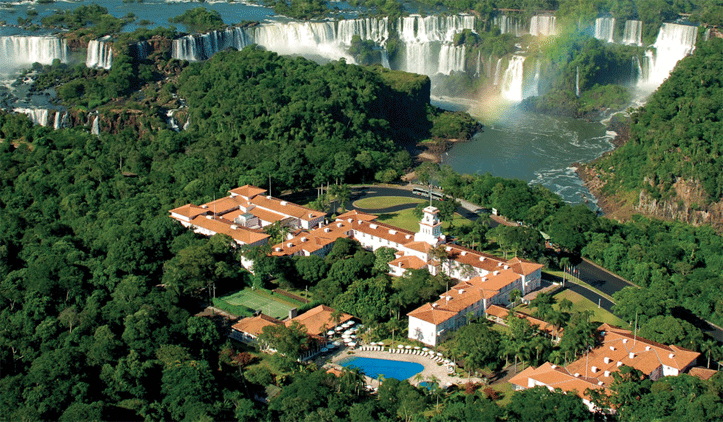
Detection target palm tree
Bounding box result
[558,298,573,313]
[428,244,449,276]
[413,372,424,385]
[427,374,442,412]
[509,289,522,307]
[700,338,718,369]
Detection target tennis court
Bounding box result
[219,288,297,320]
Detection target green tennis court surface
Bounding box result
[219,289,297,320]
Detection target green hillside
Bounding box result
[589,38,723,228]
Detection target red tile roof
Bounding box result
[286,305,353,336]
[389,255,428,270]
[232,314,282,337]
[190,215,269,245]
[169,204,209,220]
[229,185,267,199]
[250,195,325,221]
[271,222,352,256]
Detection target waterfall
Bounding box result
[91,116,100,136]
[130,40,151,60]
[474,51,481,77]
[86,37,113,69]
[173,18,393,63]
[15,108,49,126]
[336,17,388,44]
[53,111,69,130]
[403,42,433,75]
[171,15,475,77]
[623,20,643,46]
[530,60,541,97]
[638,23,697,90]
[493,58,502,85]
[576,66,580,97]
[381,50,390,68]
[398,14,475,43]
[494,15,523,37]
[529,15,557,37]
[594,17,615,43]
[438,44,465,75]
[500,55,526,102]
[0,36,68,71]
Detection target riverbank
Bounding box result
[575,114,636,220]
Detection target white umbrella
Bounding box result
[333,341,342,347]
[414,346,421,350]
[335,326,343,332]
[327,330,335,336]
[397,345,404,349]
[422,347,429,352]
[405,345,412,349]
[348,342,356,347]
[436,352,443,357]
[347,320,356,326]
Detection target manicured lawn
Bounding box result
[352,196,424,209]
[551,289,628,328]
[376,207,473,232]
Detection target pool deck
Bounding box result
[326,348,481,388]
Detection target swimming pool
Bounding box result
[338,357,424,381]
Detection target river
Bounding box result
[431,97,613,210]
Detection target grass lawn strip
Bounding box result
[377,207,472,232]
[551,289,628,328]
[352,196,424,209]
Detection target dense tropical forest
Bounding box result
[587,38,723,228]
[1,1,723,420]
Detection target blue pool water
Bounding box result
[338,357,424,380]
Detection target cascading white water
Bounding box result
[173,18,390,63]
[494,15,524,37]
[336,17,388,44]
[397,14,475,43]
[594,17,615,43]
[86,37,113,69]
[53,111,69,130]
[0,36,67,72]
[403,43,434,75]
[500,55,526,102]
[438,44,465,75]
[530,60,541,97]
[576,66,580,97]
[622,20,643,46]
[381,50,390,68]
[91,116,100,136]
[493,58,502,85]
[130,40,151,60]
[529,15,557,37]
[172,15,475,78]
[638,23,697,90]
[474,51,481,77]
[15,108,49,126]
